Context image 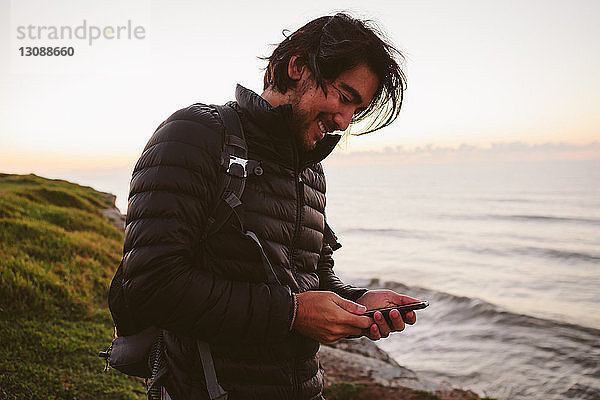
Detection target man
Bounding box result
[109,13,419,400]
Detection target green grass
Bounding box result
[409,389,441,399]
[323,383,445,400]
[0,173,144,399]
[324,383,367,400]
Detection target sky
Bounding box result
[1,0,599,181]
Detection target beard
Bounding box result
[289,103,314,152]
[288,79,321,152]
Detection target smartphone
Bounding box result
[364,300,429,320]
[364,300,429,327]
[346,300,429,339]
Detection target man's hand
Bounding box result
[356,289,420,340]
[293,291,374,343]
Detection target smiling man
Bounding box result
[109,13,417,400]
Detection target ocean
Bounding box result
[69,158,599,399]
[323,159,600,400]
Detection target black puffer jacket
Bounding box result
[109,85,366,399]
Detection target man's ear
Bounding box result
[287,55,305,81]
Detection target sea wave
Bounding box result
[362,277,600,339]
[341,227,436,240]
[436,213,600,225]
[452,244,600,263]
[496,214,600,225]
[479,198,535,203]
[358,277,600,400]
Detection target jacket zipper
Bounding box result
[289,146,304,274]
[290,146,301,398]
[291,358,298,399]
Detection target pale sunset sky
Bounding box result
[0,0,598,184]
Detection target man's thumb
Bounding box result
[335,298,367,314]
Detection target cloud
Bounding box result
[326,141,600,165]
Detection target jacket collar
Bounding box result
[234,84,341,168]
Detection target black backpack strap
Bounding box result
[197,341,228,400]
[202,103,262,239]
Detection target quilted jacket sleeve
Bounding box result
[317,243,368,302]
[118,105,294,345]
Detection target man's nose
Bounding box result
[333,108,354,132]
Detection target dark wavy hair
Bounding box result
[263,13,406,135]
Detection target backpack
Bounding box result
[100,103,341,399]
[100,103,250,400]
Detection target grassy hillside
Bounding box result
[0,173,144,399]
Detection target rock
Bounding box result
[101,193,126,233]
[320,338,440,392]
[102,207,126,233]
[326,337,401,367]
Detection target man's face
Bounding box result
[288,64,379,152]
